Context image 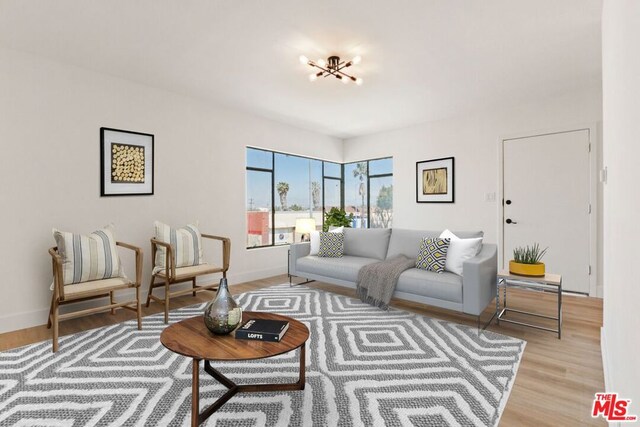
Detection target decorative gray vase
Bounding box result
[203,278,242,335]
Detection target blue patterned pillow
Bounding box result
[416,237,451,273]
[317,232,344,258]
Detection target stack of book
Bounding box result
[235,319,290,342]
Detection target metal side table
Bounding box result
[496,270,563,339]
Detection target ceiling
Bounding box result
[0,0,602,139]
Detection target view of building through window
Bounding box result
[246,147,392,248]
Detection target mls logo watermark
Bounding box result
[592,393,637,422]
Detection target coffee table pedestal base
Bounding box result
[191,343,306,427]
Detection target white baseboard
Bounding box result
[601,326,622,427]
[0,266,286,334]
[601,326,612,393]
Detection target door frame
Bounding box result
[498,123,599,297]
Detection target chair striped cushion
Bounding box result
[153,221,204,274]
[53,224,123,285]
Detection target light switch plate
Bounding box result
[485,192,496,202]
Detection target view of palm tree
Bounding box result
[276,181,289,211]
[311,181,321,210]
[352,162,367,227]
[374,184,393,228]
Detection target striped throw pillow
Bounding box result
[153,221,204,274]
[416,237,451,273]
[53,224,123,285]
[317,232,344,258]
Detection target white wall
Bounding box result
[344,87,603,290]
[0,47,342,333]
[601,0,640,414]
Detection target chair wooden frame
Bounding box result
[47,242,143,352]
[146,234,230,323]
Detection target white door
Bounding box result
[503,129,591,294]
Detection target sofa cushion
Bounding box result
[386,229,484,259]
[396,268,463,303]
[296,255,380,283]
[317,232,344,258]
[440,229,483,276]
[416,237,451,273]
[343,228,392,260]
[310,227,343,255]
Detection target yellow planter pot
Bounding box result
[509,261,545,277]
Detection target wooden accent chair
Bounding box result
[146,234,230,323]
[48,242,143,352]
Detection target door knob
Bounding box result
[506,218,517,224]
[506,199,512,205]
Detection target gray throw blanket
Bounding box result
[356,255,415,309]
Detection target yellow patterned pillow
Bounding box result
[416,237,450,273]
[317,232,344,258]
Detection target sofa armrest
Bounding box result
[289,242,311,276]
[462,243,498,316]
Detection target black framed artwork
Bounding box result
[100,127,154,196]
[416,157,454,203]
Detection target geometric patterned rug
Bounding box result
[0,284,526,426]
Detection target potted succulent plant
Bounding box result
[509,243,548,277]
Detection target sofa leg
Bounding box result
[289,275,315,287]
[477,311,498,334]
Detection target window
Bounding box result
[246,149,273,248]
[246,148,392,248]
[323,161,342,214]
[344,162,369,228]
[368,158,393,229]
[273,153,323,245]
[344,157,393,229]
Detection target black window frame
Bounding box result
[246,148,344,249]
[246,148,276,249]
[345,157,393,229]
[246,147,392,249]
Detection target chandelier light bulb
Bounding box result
[355,77,363,86]
[342,76,349,84]
[299,55,309,65]
[317,59,326,67]
[309,73,318,82]
[352,55,362,65]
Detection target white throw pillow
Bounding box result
[310,226,344,255]
[439,229,483,276]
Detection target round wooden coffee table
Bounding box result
[161,311,309,427]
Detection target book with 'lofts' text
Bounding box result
[234,319,290,342]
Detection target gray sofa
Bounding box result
[289,228,497,317]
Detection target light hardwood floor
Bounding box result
[0,275,605,426]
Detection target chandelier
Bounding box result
[299,54,363,85]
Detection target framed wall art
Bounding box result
[416,157,454,203]
[100,127,154,196]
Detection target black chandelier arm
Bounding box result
[336,61,353,71]
[336,69,356,81]
[307,62,333,75]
